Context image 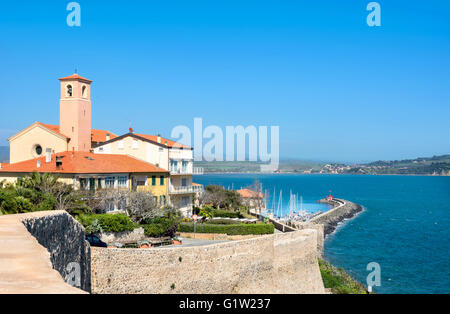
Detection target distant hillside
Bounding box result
[195,155,450,176]
[0,146,9,163]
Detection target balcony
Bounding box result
[193,167,204,175]
[170,168,192,175]
[169,185,203,194]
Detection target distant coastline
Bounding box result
[198,171,450,177]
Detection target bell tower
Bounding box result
[59,73,92,152]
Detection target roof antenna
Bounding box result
[129,120,134,133]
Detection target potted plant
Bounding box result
[172,237,182,245]
[138,241,151,249]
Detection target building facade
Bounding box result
[2,73,202,216]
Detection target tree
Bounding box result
[199,185,243,210]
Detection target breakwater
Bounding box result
[311,198,363,236]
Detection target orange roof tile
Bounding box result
[134,133,191,149]
[237,189,263,199]
[91,129,118,143]
[192,183,203,186]
[37,123,117,143]
[58,74,92,83]
[0,152,168,174]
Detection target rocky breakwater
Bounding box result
[311,198,363,236]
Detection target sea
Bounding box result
[193,174,450,294]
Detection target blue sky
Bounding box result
[0,0,449,162]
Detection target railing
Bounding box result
[169,185,203,194]
[170,167,204,175]
[170,168,192,175]
[193,167,204,175]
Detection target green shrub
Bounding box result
[77,213,135,233]
[143,217,178,238]
[205,218,241,225]
[318,259,369,294]
[179,222,274,235]
[211,209,243,219]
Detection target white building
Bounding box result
[93,132,203,216]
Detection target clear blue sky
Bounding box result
[0,0,449,162]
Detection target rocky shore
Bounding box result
[311,198,363,236]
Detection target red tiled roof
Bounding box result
[134,133,191,149]
[237,189,263,199]
[0,152,168,174]
[58,74,92,83]
[37,123,117,143]
[91,129,118,143]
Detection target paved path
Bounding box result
[159,237,226,248]
[0,212,85,294]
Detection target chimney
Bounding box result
[106,133,110,141]
[46,149,52,163]
[37,160,41,168]
[157,134,161,144]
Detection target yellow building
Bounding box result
[0,151,169,211]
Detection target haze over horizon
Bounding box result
[1,1,449,162]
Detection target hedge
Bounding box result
[142,217,178,238]
[77,213,135,233]
[211,209,243,219]
[179,222,274,235]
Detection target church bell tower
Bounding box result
[59,73,92,152]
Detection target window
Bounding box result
[182,161,188,173]
[160,195,166,205]
[82,85,87,98]
[181,178,187,187]
[66,85,73,97]
[35,145,42,156]
[118,197,126,211]
[160,176,164,185]
[105,177,116,188]
[170,160,178,172]
[118,176,127,188]
[97,178,102,189]
[181,197,189,207]
[152,176,156,186]
[79,178,88,190]
[105,200,115,213]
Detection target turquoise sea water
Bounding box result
[193,174,450,294]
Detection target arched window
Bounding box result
[82,85,87,98]
[67,85,73,97]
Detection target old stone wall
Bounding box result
[22,211,91,292]
[91,229,325,294]
[0,211,86,293]
[98,227,145,245]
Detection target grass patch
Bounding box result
[318,258,369,294]
[179,222,274,235]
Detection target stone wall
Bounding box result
[22,211,91,293]
[179,232,265,241]
[98,227,145,245]
[91,229,325,294]
[0,211,86,293]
